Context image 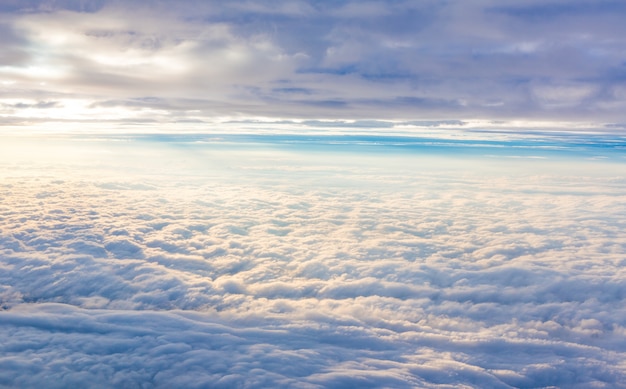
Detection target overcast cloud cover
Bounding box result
[1,0,626,130]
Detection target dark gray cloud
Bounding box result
[0,22,34,74]
[0,0,106,13]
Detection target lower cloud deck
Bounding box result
[1,134,625,388]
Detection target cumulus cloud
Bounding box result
[1,134,626,387]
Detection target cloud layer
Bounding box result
[1,0,626,128]
[1,135,626,387]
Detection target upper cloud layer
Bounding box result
[1,135,626,387]
[1,0,626,128]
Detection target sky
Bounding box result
[1,0,626,132]
[2,1,626,388]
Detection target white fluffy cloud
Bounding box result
[1,133,625,387]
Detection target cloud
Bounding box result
[1,0,626,126]
[1,134,626,387]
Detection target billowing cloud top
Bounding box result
[1,134,626,387]
[1,0,626,130]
